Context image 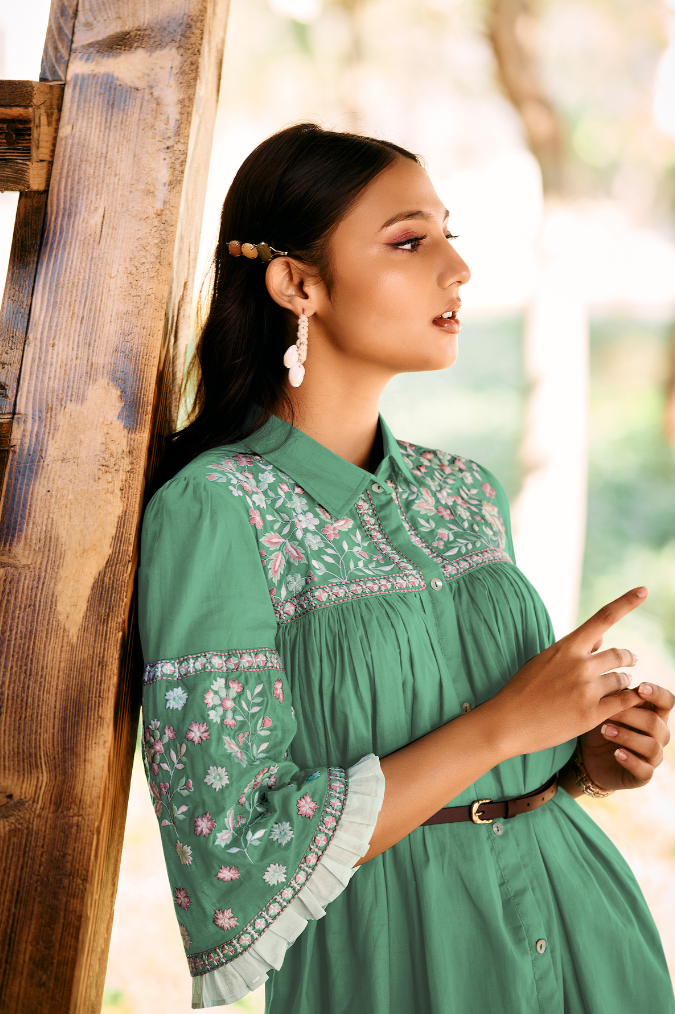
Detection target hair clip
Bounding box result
[227,240,288,264]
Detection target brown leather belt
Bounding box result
[421,773,558,826]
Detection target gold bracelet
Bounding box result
[571,741,614,798]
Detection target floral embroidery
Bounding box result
[297,793,319,819]
[224,738,247,766]
[205,453,425,624]
[271,495,425,623]
[391,482,512,581]
[273,679,284,703]
[214,808,236,848]
[144,648,282,686]
[186,768,347,975]
[213,908,238,932]
[165,687,188,709]
[263,863,287,885]
[270,821,294,845]
[194,812,217,837]
[394,443,512,574]
[174,887,192,910]
[143,720,194,841]
[202,439,513,634]
[186,721,210,745]
[206,678,278,765]
[176,841,193,865]
[179,925,192,950]
[214,804,269,862]
[216,865,240,882]
[204,766,229,790]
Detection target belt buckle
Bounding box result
[471,798,492,824]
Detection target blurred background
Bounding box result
[2,1,675,1010]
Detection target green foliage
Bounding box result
[101,988,132,1013]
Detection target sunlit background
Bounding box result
[2,1,675,1011]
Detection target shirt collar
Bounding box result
[243,413,410,518]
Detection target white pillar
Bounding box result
[511,215,589,638]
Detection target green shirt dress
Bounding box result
[138,414,674,1013]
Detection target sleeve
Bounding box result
[138,473,385,1009]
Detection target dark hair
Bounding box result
[171,122,418,466]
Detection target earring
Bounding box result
[283,312,308,387]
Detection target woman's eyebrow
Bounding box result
[380,208,450,230]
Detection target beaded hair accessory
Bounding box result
[227,240,288,264]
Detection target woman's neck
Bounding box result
[275,364,389,471]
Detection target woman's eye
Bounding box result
[392,235,426,251]
[391,232,458,252]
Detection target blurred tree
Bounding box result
[487,0,564,192]
[486,0,589,636]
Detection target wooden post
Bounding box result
[0,1,230,1011]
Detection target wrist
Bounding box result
[569,740,614,798]
[557,759,584,798]
[470,695,523,767]
[460,697,520,770]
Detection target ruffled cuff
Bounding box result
[191,753,385,1009]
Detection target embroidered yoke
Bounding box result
[138,414,674,1014]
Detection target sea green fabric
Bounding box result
[138,413,674,1014]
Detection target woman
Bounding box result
[139,124,675,1013]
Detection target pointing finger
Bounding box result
[573,587,648,649]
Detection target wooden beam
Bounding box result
[0,81,64,192]
[0,2,230,1012]
[0,1,76,509]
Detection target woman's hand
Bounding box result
[359,586,651,865]
[483,587,647,760]
[578,682,674,791]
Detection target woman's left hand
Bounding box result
[580,682,674,791]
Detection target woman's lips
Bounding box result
[432,313,461,333]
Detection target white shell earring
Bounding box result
[283,311,309,387]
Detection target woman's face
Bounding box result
[312,156,470,377]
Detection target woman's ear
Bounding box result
[265,257,320,317]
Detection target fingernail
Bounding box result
[602,724,618,737]
[632,653,639,664]
[639,683,653,695]
[635,587,648,598]
[615,749,628,761]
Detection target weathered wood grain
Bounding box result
[0,83,64,190]
[0,192,49,492]
[41,0,80,82]
[0,5,75,497]
[0,1,230,1011]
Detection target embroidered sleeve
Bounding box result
[138,470,384,1006]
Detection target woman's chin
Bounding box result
[404,343,458,374]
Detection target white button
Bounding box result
[462,702,471,714]
[536,939,547,954]
[430,578,443,591]
[371,482,385,493]
[492,822,504,835]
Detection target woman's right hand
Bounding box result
[484,587,647,760]
[360,586,648,865]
